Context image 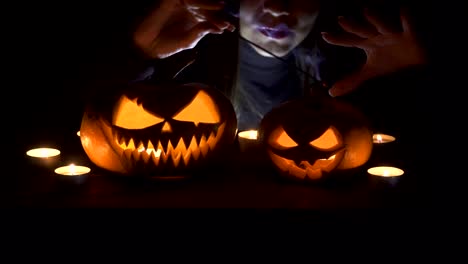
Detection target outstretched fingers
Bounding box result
[321,32,363,48]
[363,8,394,34]
[400,7,413,34]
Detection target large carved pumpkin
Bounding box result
[258,96,373,182]
[80,82,237,178]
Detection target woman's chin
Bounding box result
[252,45,291,58]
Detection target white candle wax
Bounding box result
[26,148,61,158]
[367,166,404,177]
[238,130,258,140]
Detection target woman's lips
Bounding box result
[257,24,294,39]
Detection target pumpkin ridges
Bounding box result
[80,112,128,174]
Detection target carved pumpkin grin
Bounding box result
[113,122,226,167]
[109,90,225,169]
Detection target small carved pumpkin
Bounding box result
[258,96,373,182]
[80,82,237,177]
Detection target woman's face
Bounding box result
[239,0,320,57]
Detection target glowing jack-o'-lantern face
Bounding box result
[80,82,237,177]
[259,97,373,182]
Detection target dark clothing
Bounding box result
[232,40,303,130]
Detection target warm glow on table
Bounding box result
[373,134,396,144]
[26,148,61,158]
[238,130,258,140]
[54,164,91,176]
[368,166,404,177]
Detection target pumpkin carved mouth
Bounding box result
[268,148,345,180]
[114,123,226,167]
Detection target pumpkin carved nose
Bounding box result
[162,122,172,133]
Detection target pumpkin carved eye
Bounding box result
[113,95,164,129]
[173,91,221,126]
[309,126,341,151]
[268,126,298,150]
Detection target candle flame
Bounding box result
[377,135,383,143]
[373,134,396,144]
[70,164,76,175]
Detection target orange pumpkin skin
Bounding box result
[258,96,373,182]
[80,82,237,178]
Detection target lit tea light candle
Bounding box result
[368,166,404,177]
[368,166,404,187]
[55,164,91,176]
[55,164,91,184]
[238,130,259,151]
[26,147,61,167]
[26,148,61,158]
[77,131,81,137]
[373,134,396,144]
[238,130,258,140]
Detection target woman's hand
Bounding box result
[133,0,235,59]
[322,7,427,97]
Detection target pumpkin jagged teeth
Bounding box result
[199,135,209,157]
[117,134,126,145]
[189,136,200,161]
[306,167,322,180]
[139,140,147,150]
[127,138,136,150]
[141,150,151,164]
[183,150,191,166]
[166,140,174,156]
[124,149,133,162]
[124,137,132,147]
[207,132,217,150]
[170,150,182,167]
[175,138,187,153]
[289,165,307,180]
[192,134,200,146]
[170,139,184,166]
[181,136,193,151]
[113,130,121,144]
[132,148,141,161]
[147,141,156,152]
[160,141,169,163]
[151,149,161,166]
